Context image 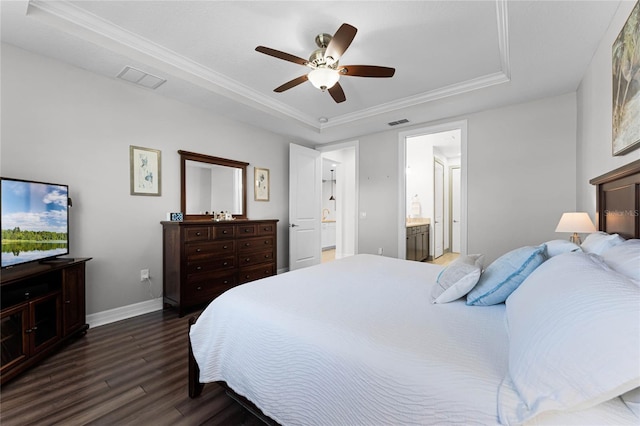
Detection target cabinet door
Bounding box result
[418,227,428,261]
[29,292,61,355]
[0,303,29,375]
[62,264,86,336]
[406,233,416,261]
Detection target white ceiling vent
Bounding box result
[388,119,409,126]
[117,66,166,90]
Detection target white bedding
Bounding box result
[189,254,636,425]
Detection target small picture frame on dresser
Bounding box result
[254,167,270,201]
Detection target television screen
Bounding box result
[1,178,70,268]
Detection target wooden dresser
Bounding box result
[161,220,278,315]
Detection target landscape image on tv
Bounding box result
[1,179,69,268]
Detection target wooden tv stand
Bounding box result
[0,258,91,384]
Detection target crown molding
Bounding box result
[27,0,510,132]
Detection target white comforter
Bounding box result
[189,254,636,425]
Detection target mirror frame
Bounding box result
[179,150,249,220]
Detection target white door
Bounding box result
[289,143,322,270]
[451,166,461,253]
[434,160,444,258]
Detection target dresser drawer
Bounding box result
[257,222,276,235]
[186,241,235,260]
[238,263,275,284]
[238,236,274,253]
[236,224,257,237]
[238,250,274,267]
[185,227,210,242]
[186,256,235,275]
[183,272,237,303]
[212,226,235,239]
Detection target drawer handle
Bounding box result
[223,245,228,249]
[264,240,269,244]
[245,275,251,279]
[244,228,251,233]
[245,258,251,262]
[263,227,270,231]
[196,232,202,236]
[196,286,202,291]
[244,243,251,247]
[264,254,270,259]
[196,266,202,270]
[265,270,270,274]
[223,280,229,284]
[223,262,228,266]
[65,300,71,304]
[196,248,202,253]
[223,230,228,234]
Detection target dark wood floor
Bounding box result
[0,309,262,425]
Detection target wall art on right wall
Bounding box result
[612,0,640,156]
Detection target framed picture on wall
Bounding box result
[254,167,270,201]
[612,1,640,156]
[130,145,161,196]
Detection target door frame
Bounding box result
[397,120,468,259]
[433,157,445,259]
[449,165,461,253]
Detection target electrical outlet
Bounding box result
[378,248,383,255]
[140,269,149,281]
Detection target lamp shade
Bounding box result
[555,212,596,233]
[308,68,340,90]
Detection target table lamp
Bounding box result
[555,212,596,244]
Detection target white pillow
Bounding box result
[498,252,640,424]
[581,231,624,255]
[431,254,483,304]
[602,239,640,281]
[544,239,582,257]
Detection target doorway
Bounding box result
[317,141,358,263]
[398,121,467,261]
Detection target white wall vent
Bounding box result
[116,66,166,90]
[388,119,409,126]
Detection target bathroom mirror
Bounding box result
[179,150,248,220]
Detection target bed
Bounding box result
[188,160,640,425]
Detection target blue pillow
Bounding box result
[466,244,546,306]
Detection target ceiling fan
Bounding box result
[255,23,395,103]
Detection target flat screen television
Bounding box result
[1,177,70,269]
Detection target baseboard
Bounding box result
[87,298,163,328]
[277,267,289,275]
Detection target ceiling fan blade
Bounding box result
[274,75,308,92]
[255,46,308,66]
[328,82,346,103]
[325,23,357,62]
[339,65,396,78]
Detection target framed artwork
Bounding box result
[130,145,161,196]
[612,1,640,156]
[254,167,270,201]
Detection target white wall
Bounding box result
[1,44,297,315]
[465,93,577,262]
[577,0,640,216]
[355,92,577,263]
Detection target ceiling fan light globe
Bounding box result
[308,68,340,91]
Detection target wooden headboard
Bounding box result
[590,159,640,239]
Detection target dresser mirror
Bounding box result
[179,150,248,220]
